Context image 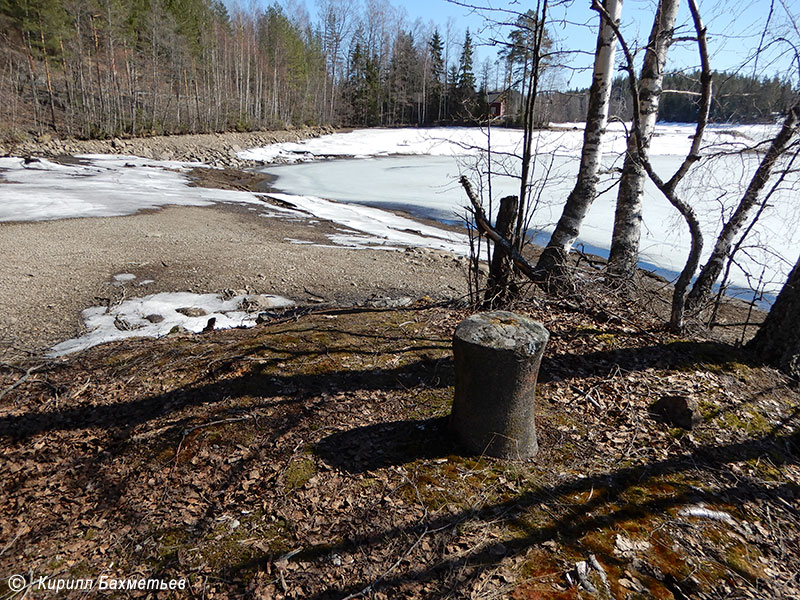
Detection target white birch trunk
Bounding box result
[607,0,681,280]
[537,0,623,273]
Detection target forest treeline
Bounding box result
[0,0,499,139]
[0,0,797,141]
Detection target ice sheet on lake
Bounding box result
[48,292,295,357]
[0,155,292,222]
[255,125,799,296]
[239,122,782,164]
[267,192,469,254]
[0,153,469,256]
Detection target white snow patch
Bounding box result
[48,292,294,357]
[113,273,136,282]
[267,192,468,255]
[0,155,297,222]
[0,152,471,256]
[238,123,783,164]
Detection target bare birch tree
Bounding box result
[598,0,712,330]
[535,0,623,284]
[606,0,681,281]
[686,103,800,313]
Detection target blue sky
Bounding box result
[231,0,799,89]
[417,0,800,89]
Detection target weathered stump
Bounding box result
[450,311,549,459]
[484,195,519,308]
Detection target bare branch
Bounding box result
[459,176,541,282]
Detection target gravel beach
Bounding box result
[0,130,467,360]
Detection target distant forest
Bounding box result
[0,0,796,140]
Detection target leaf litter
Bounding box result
[0,299,798,599]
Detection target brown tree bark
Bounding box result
[748,255,800,379]
[484,195,519,308]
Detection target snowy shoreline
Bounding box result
[1,122,795,355]
[247,123,799,301]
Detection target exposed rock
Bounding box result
[4,127,333,170]
[238,294,292,312]
[167,325,190,336]
[113,316,137,331]
[367,296,413,308]
[175,307,208,318]
[144,314,164,323]
[650,394,701,429]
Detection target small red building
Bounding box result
[486,91,506,117]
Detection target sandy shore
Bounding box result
[0,202,466,360]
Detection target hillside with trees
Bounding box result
[0,0,494,139]
[5,0,794,143]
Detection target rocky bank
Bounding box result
[0,125,336,169]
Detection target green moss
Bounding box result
[285,458,317,491]
[724,544,766,583]
[203,516,291,580]
[667,426,688,439]
[745,457,783,481]
[697,400,720,420]
[715,409,770,434]
[409,387,454,419]
[157,527,191,563]
[596,333,618,346]
[668,341,753,377]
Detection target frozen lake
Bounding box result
[258,127,800,301]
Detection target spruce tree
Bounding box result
[455,29,476,120]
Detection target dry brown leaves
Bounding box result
[0,301,798,599]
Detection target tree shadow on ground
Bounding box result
[244,425,800,599]
[541,339,757,382]
[0,355,454,441]
[315,416,454,473]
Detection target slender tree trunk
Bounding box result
[669,206,703,330]
[687,104,800,311]
[36,13,58,132]
[607,0,680,280]
[536,0,623,277]
[748,255,800,378]
[513,0,548,253]
[23,30,42,135]
[89,15,108,134]
[59,37,74,136]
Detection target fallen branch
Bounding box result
[0,365,41,402]
[459,176,541,283]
